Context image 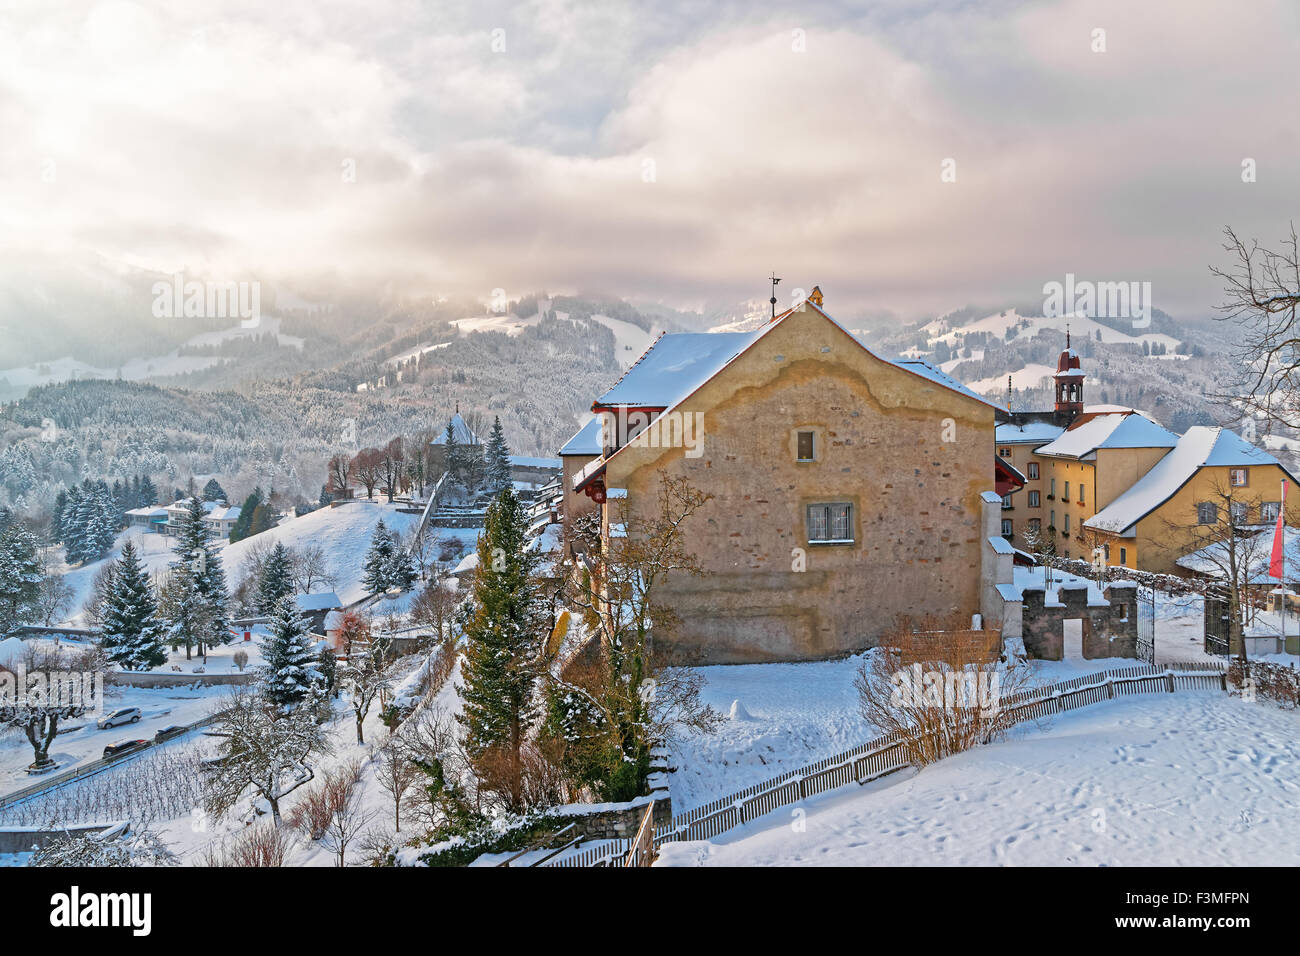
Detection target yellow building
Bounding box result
[1084,426,1300,574]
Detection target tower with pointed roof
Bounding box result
[1054,327,1085,420]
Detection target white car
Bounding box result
[97,707,142,729]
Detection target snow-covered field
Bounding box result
[659,690,1298,866]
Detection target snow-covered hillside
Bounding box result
[919,308,1182,354]
[658,691,1295,866]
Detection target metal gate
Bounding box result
[1136,586,1155,664]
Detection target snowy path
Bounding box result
[658,691,1300,866]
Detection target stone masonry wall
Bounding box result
[1021,583,1138,660]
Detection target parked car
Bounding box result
[154,725,186,743]
[97,707,142,729]
[102,739,149,760]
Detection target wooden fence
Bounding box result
[649,661,1227,852]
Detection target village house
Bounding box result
[563,288,1016,664]
[1084,426,1300,574]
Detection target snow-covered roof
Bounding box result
[995,421,1065,445]
[596,331,758,409]
[295,592,342,611]
[126,506,169,517]
[508,455,561,469]
[431,413,480,446]
[452,552,479,575]
[559,417,603,456]
[1085,427,1284,536]
[204,505,241,521]
[1176,526,1299,585]
[594,303,1005,413]
[1034,411,1177,460]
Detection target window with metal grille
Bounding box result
[807,502,853,543]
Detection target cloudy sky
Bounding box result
[1,0,1297,323]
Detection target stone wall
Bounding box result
[555,794,673,841]
[1020,582,1138,660]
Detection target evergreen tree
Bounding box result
[261,595,321,709]
[228,487,262,543]
[83,484,118,560]
[387,540,417,592]
[485,415,512,490]
[0,522,43,635]
[139,476,159,507]
[100,541,166,671]
[201,478,227,502]
[457,487,545,811]
[442,420,461,484]
[248,503,275,537]
[257,542,295,614]
[362,519,396,594]
[51,489,68,544]
[170,497,230,654]
[62,485,85,564]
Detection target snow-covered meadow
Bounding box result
[658,691,1300,866]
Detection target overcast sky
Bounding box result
[1,0,1297,323]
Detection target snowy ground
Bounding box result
[658,690,1299,866]
[53,499,475,626]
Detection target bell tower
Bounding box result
[1054,328,1085,422]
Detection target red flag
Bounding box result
[1270,479,1288,580]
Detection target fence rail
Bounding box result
[648,661,1227,853]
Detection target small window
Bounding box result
[1028,490,1041,507]
[1050,510,1056,528]
[1078,485,1085,505]
[807,502,853,543]
[1104,544,1111,560]
[1230,501,1250,525]
[1001,519,1013,538]
[1230,468,1248,487]
[1064,481,1071,501]
[1197,502,1218,525]
[1120,547,1127,565]
[1002,494,1014,509]
[1064,514,1071,533]
[1028,518,1041,533]
[796,431,815,462]
[999,447,1011,458]
[1049,478,1056,498]
[1027,462,1039,480]
[1262,501,1281,522]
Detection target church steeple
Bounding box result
[1054,331,1085,421]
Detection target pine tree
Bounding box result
[457,487,545,811]
[257,542,295,614]
[0,522,43,635]
[442,420,461,484]
[485,415,512,490]
[51,489,68,545]
[100,541,166,671]
[386,539,417,592]
[362,519,395,594]
[139,476,159,507]
[228,487,262,543]
[170,497,230,654]
[248,503,275,537]
[261,595,321,709]
[201,478,227,502]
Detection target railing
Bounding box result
[624,799,657,867]
[649,661,1227,853]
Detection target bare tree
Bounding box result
[319,771,374,867]
[292,543,337,594]
[35,575,73,626]
[379,437,406,503]
[0,644,107,772]
[344,635,392,744]
[326,454,352,500]
[1213,224,1300,428]
[409,579,458,645]
[376,737,420,832]
[198,822,296,866]
[352,449,384,500]
[203,687,332,826]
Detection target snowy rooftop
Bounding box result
[1086,427,1283,536]
[295,592,343,611]
[1010,565,1109,605]
[509,455,561,469]
[559,416,603,456]
[204,505,241,521]
[995,421,1064,445]
[594,304,1004,413]
[431,412,480,446]
[1176,526,1299,585]
[1034,411,1177,460]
